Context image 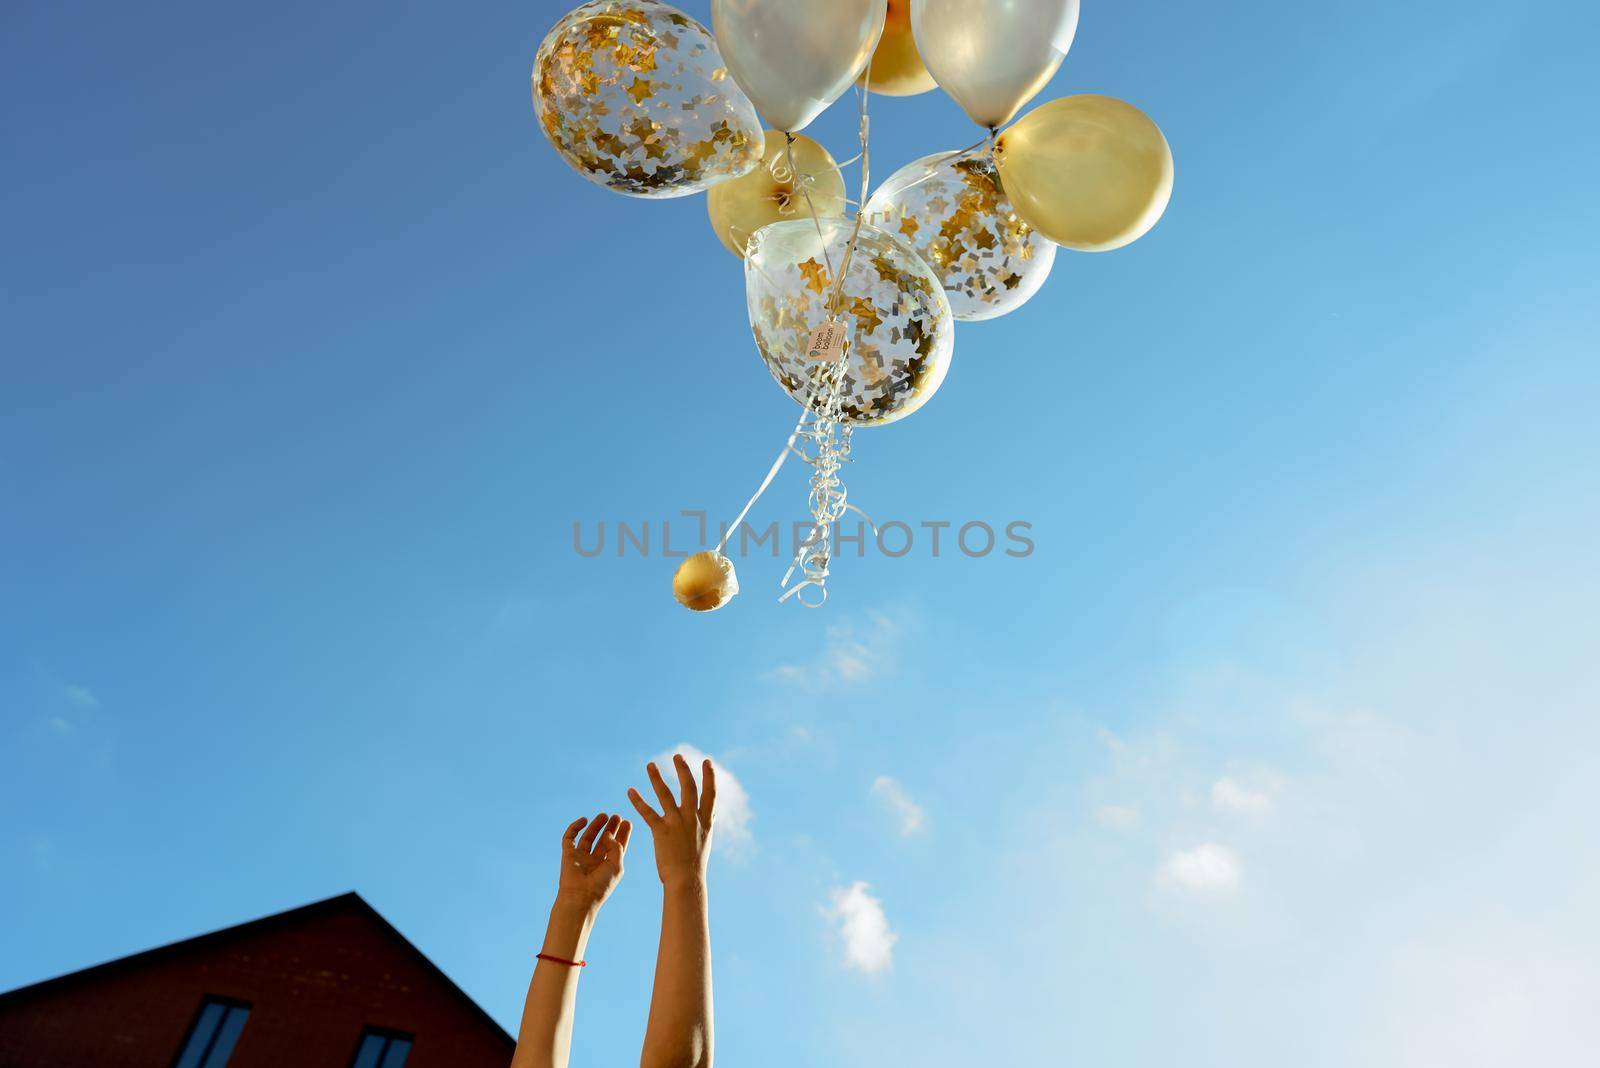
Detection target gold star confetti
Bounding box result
[746,220,953,425]
[583,21,619,49]
[533,0,762,198]
[797,257,829,294]
[626,77,655,103]
[863,148,1056,320]
[849,295,884,333]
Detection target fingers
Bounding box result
[617,818,632,849]
[628,787,664,827]
[591,814,621,857]
[562,816,587,851]
[577,810,607,852]
[647,761,679,817]
[673,753,699,815]
[601,812,624,863]
[698,758,717,826]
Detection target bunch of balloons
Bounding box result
[533,0,1174,611]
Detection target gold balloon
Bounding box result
[673,550,739,612]
[859,0,936,97]
[706,131,848,258]
[995,95,1174,252]
[533,0,764,199]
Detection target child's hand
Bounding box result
[627,755,717,888]
[556,812,630,912]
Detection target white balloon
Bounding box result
[911,0,1080,129]
[712,0,886,133]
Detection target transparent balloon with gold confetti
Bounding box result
[744,217,954,426]
[866,148,1056,321]
[533,0,764,198]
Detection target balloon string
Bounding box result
[787,133,837,279]
[777,82,876,607]
[779,372,853,607]
[861,129,997,226]
[855,83,872,217]
[715,408,812,555]
[827,83,873,316]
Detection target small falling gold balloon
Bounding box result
[673,550,739,612]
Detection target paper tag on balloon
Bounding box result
[806,318,847,363]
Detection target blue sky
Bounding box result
[4,0,1598,1064]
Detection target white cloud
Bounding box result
[871,776,925,836]
[652,744,752,855]
[1359,921,1600,1066]
[1095,804,1140,830]
[60,684,98,709]
[1158,843,1242,894]
[827,881,897,974]
[769,611,901,688]
[818,485,1600,1065]
[1211,776,1273,815]
[47,716,75,735]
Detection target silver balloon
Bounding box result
[745,219,954,426]
[712,0,885,133]
[867,148,1056,321]
[911,0,1080,129]
[533,0,764,198]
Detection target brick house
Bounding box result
[0,892,515,1067]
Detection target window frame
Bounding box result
[169,995,253,1068]
[348,1025,416,1068]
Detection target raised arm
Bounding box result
[627,756,717,1068]
[511,811,630,1068]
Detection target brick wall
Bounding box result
[0,895,514,1068]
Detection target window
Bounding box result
[350,1028,413,1068]
[171,997,251,1068]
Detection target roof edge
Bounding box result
[0,892,514,1048]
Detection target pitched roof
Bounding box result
[0,892,513,1048]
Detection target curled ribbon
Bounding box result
[716,84,882,608]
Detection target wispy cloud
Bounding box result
[1211,776,1273,815]
[827,881,898,974]
[768,611,902,688]
[871,776,925,836]
[47,716,75,735]
[1095,804,1140,830]
[1158,843,1242,895]
[652,744,752,855]
[60,683,99,709]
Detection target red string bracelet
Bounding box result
[537,952,586,968]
